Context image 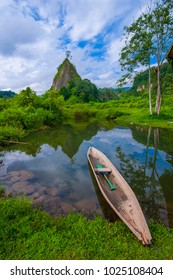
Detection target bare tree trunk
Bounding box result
[148,65,152,115]
[155,65,162,115]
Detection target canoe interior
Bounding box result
[88,147,152,245]
[88,163,120,222]
[88,152,132,224]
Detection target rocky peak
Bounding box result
[52,58,81,90]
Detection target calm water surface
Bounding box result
[0,122,173,227]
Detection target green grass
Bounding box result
[64,92,173,130]
[0,196,173,260]
[1,91,173,143]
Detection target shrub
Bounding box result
[0,126,25,141]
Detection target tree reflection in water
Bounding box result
[115,127,172,227]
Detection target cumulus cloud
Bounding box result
[0,4,43,56]
[0,0,148,94]
[63,0,141,41]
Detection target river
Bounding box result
[0,121,173,227]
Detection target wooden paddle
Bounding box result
[96,164,116,191]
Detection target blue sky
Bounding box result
[0,0,148,94]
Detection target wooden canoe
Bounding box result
[87,147,152,245]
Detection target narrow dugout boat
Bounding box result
[87,147,152,245]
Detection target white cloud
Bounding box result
[64,0,115,41]
[63,0,144,41]
[4,151,32,164]
[0,0,148,94]
[0,8,43,56]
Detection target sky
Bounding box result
[0,0,149,94]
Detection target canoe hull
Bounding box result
[87,147,152,245]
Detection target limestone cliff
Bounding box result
[52,58,81,90]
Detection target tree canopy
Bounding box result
[119,0,173,115]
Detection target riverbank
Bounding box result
[65,92,173,130]
[0,195,173,260]
[1,92,173,145]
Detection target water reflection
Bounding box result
[116,126,173,227]
[0,122,173,227]
[2,122,112,158]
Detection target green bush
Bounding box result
[0,126,25,141]
[98,108,126,120]
[0,108,25,128]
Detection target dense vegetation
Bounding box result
[51,57,118,103]
[0,87,65,142]
[0,90,16,98]
[0,61,172,144]
[0,195,173,259]
[119,0,173,115]
[0,0,172,260]
[132,62,173,94]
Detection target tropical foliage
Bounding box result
[0,87,65,141]
[0,0,173,142]
[119,0,173,115]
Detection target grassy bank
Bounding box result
[66,92,173,130]
[0,196,173,260]
[1,90,173,144]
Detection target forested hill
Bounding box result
[131,62,173,94]
[52,58,81,90]
[50,57,173,102]
[0,90,16,98]
[47,57,116,103]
